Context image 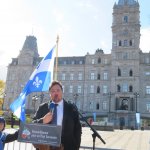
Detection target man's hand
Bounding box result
[42,112,53,124]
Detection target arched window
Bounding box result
[96,103,99,110]
[117,85,121,92]
[118,68,121,76]
[97,86,100,93]
[98,57,101,63]
[129,69,133,76]
[119,40,122,46]
[97,74,100,80]
[129,85,133,92]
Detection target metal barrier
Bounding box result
[5,142,98,150]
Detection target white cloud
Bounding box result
[140,27,150,52]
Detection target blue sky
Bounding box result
[0,0,150,80]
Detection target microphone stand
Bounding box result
[73,104,106,150]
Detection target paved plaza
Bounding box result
[4,127,150,150]
[81,127,150,150]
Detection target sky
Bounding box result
[0,0,150,81]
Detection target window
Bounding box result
[90,73,95,80]
[97,86,100,93]
[124,40,128,46]
[119,40,122,46]
[71,61,75,64]
[145,72,150,76]
[102,101,107,110]
[79,61,82,64]
[122,83,128,92]
[104,58,108,64]
[104,72,108,80]
[145,57,150,64]
[98,57,101,63]
[123,16,128,23]
[77,86,82,93]
[62,85,65,93]
[92,59,95,64]
[123,52,128,59]
[129,40,132,46]
[62,73,66,80]
[96,103,99,110]
[103,85,108,94]
[129,85,133,92]
[70,73,74,80]
[90,85,94,93]
[78,73,82,80]
[90,101,94,110]
[146,103,150,112]
[97,74,100,80]
[76,101,80,109]
[69,86,73,93]
[129,70,133,76]
[117,85,121,92]
[146,86,150,94]
[118,68,121,76]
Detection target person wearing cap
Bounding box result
[0,117,18,150]
[33,80,82,150]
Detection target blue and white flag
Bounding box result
[10,45,56,122]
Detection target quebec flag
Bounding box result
[10,45,56,122]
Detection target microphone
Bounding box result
[49,103,55,114]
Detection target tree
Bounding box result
[0,80,5,95]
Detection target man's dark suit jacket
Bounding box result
[33,100,82,150]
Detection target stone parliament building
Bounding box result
[4,0,150,128]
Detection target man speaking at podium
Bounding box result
[33,81,82,150]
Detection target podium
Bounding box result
[18,123,62,148]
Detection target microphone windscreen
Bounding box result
[49,103,55,113]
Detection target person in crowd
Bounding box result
[0,117,18,150]
[33,80,82,150]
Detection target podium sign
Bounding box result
[18,123,62,147]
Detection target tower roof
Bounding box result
[118,0,138,6]
[22,35,38,51]
[21,35,39,57]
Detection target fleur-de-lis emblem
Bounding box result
[33,76,42,88]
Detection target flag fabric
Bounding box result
[10,45,56,122]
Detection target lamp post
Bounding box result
[134,92,139,112]
[103,92,114,113]
[134,92,140,129]
[73,93,78,106]
[32,95,38,112]
[103,92,114,122]
[40,93,44,104]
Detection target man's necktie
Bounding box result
[51,104,58,125]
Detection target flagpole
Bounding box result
[55,35,59,80]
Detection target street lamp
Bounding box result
[103,92,114,113]
[73,93,78,106]
[103,92,114,122]
[32,95,38,112]
[134,92,139,112]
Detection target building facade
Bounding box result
[4,0,150,128]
